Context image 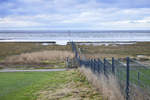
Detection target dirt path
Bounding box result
[0,69,66,72]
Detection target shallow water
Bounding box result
[0,30,150,45]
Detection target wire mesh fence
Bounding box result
[70,42,150,100]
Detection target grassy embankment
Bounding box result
[0,70,102,100]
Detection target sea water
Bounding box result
[0,30,150,45]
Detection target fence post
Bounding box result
[104,58,106,75]
[78,56,80,67]
[90,59,92,70]
[95,59,98,73]
[92,59,95,72]
[94,59,97,73]
[88,60,90,68]
[126,57,130,100]
[112,57,115,74]
[138,72,140,86]
[93,59,95,72]
[97,59,100,74]
[66,57,69,68]
[91,59,93,71]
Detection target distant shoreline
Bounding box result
[0,30,150,33]
[0,31,149,45]
[0,40,149,45]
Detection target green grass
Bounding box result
[0,70,102,100]
[116,67,150,90]
[78,42,150,58]
[0,71,70,100]
[130,69,150,87]
[3,61,66,69]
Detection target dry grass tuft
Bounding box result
[37,69,102,100]
[84,53,127,59]
[2,50,74,64]
[79,67,125,100]
[129,84,150,100]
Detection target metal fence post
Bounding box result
[92,59,95,72]
[66,57,69,68]
[126,57,130,100]
[112,57,115,74]
[138,72,140,86]
[95,59,98,73]
[97,59,100,74]
[78,56,80,67]
[91,59,93,71]
[90,59,92,70]
[88,60,90,68]
[104,58,106,75]
[93,59,95,72]
[94,59,97,73]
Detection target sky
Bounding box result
[0,0,150,30]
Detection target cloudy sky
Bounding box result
[0,0,150,30]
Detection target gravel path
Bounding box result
[0,69,66,72]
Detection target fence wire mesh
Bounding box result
[71,42,150,100]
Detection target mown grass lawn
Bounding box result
[0,70,102,100]
[0,71,67,100]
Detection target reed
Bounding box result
[79,67,125,100]
[2,50,74,65]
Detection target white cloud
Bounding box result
[0,17,42,27]
[0,0,150,30]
